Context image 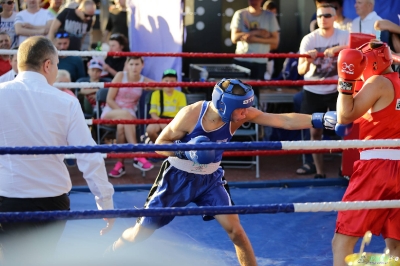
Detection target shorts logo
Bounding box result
[243,96,254,105]
[396,99,400,110]
[341,62,354,75]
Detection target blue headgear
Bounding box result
[211,79,255,123]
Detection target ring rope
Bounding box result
[53,80,338,88]
[63,149,343,159]
[87,119,172,125]
[0,49,327,58]
[0,200,398,223]
[1,140,400,155]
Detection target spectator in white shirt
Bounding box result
[0,46,18,82]
[0,36,115,265]
[14,0,54,46]
[0,0,18,47]
[350,0,381,35]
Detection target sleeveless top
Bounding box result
[181,101,234,162]
[357,72,400,150]
[113,72,144,112]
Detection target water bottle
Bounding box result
[199,67,208,82]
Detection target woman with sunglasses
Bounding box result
[47,0,96,51]
[102,33,129,79]
[0,0,17,48]
[101,56,155,177]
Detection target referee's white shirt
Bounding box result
[0,71,114,210]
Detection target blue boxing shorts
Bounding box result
[137,159,233,229]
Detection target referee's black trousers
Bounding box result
[0,194,70,266]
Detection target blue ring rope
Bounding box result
[0,204,294,223]
[0,142,283,155]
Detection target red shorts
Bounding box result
[335,159,400,240]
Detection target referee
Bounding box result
[0,36,115,265]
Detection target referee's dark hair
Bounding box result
[18,36,57,72]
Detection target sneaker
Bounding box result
[133,157,154,171]
[109,162,126,178]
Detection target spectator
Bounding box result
[297,4,348,179]
[55,69,75,97]
[230,0,280,92]
[102,33,129,79]
[48,0,96,50]
[374,19,400,54]
[101,56,155,178]
[14,0,54,46]
[310,0,352,32]
[102,0,128,44]
[262,0,279,80]
[146,69,187,143]
[54,31,86,81]
[262,1,277,15]
[0,46,18,82]
[350,0,381,34]
[47,0,64,17]
[0,36,114,265]
[0,0,18,47]
[78,58,111,115]
[0,32,11,76]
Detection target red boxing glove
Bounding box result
[337,49,367,95]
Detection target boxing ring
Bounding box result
[1,48,400,265]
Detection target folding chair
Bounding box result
[95,88,117,144]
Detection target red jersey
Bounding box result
[356,72,400,142]
[0,57,11,76]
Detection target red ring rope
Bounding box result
[104,80,337,88]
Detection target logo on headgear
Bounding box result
[243,96,254,105]
[341,62,354,74]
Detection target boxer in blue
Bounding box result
[110,78,350,265]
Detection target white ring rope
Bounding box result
[293,200,400,212]
[0,49,107,57]
[54,82,105,88]
[281,139,400,150]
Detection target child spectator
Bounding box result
[146,69,187,143]
[77,58,111,115]
[101,56,155,178]
[56,69,75,97]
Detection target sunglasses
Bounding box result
[163,69,177,76]
[110,33,124,40]
[84,13,94,18]
[317,13,333,19]
[1,1,14,4]
[55,32,69,38]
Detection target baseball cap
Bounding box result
[88,59,103,70]
[162,69,177,79]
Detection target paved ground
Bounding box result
[68,153,343,186]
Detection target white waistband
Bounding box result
[360,149,400,160]
[167,157,221,174]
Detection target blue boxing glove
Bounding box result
[335,123,353,137]
[311,111,337,130]
[181,136,215,164]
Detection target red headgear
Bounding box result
[357,42,392,80]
